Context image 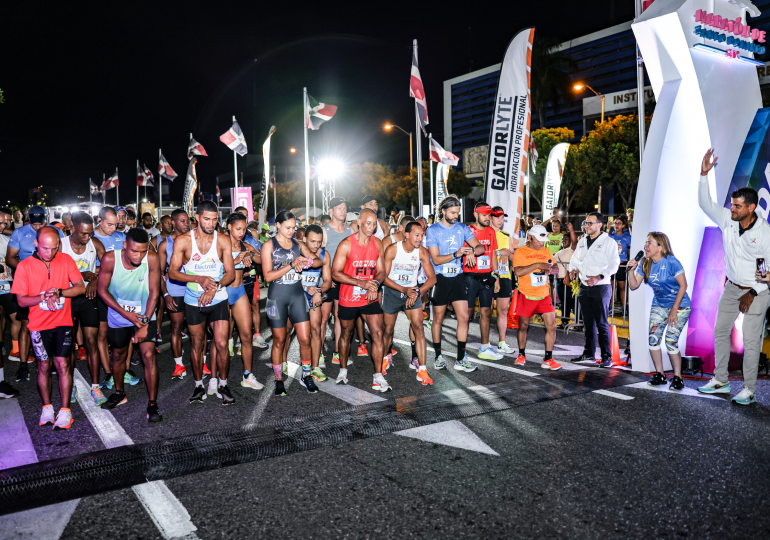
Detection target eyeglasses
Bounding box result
[582,221,599,226]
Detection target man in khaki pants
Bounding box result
[698,149,770,405]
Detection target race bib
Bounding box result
[353,285,369,296]
[498,261,509,276]
[39,296,65,311]
[442,265,460,276]
[0,283,10,292]
[282,271,300,284]
[530,273,548,288]
[477,255,491,270]
[118,299,141,314]
[301,274,319,287]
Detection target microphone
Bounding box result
[634,250,644,262]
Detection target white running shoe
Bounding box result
[252,335,268,348]
[336,368,348,385]
[53,408,74,430]
[477,346,504,361]
[497,342,515,354]
[241,373,264,390]
[39,405,55,426]
[318,357,327,369]
[372,373,392,392]
[207,378,218,396]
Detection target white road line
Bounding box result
[316,379,387,405]
[593,389,635,400]
[623,381,725,400]
[73,371,199,539]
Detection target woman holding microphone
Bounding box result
[626,232,691,391]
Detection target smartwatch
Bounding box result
[749,288,758,297]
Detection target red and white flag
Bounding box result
[409,46,428,136]
[90,179,101,194]
[143,164,155,187]
[429,138,459,166]
[220,121,248,156]
[188,136,208,159]
[103,170,119,190]
[215,178,221,204]
[158,153,178,181]
[306,95,337,130]
[530,138,539,169]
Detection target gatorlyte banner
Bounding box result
[259,126,276,228]
[436,162,449,203]
[483,27,534,237]
[542,142,569,220]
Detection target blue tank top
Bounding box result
[302,248,325,295]
[165,235,187,297]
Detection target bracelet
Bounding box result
[163,292,169,297]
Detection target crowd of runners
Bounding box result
[0,148,765,430]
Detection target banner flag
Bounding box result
[541,143,569,220]
[483,27,534,238]
[259,126,276,228]
[436,162,449,203]
[183,157,198,216]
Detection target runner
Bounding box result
[426,195,485,372]
[11,226,86,429]
[157,209,195,380]
[115,207,129,234]
[62,212,109,404]
[322,197,354,366]
[301,224,332,381]
[6,206,64,383]
[382,221,436,385]
[261,210,321,396]
[490,206,516,353]
[140,213,160,240]
[169,201,236,404]
[360,195,390,241]
[511,225,562,370]
[151,215,173,250]
[97,228,163,421]
[0,209,20,398]
[464,203,502,360]
[382,214,415,250]
[331,208,390,390]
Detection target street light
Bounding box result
[384,124,413,170]
[574,83,605,124]
[290,147,304,156]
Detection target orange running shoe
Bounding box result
[514,354,526,365]
[203,364,211,376]
[357,343,368,356]
[171,364,187,379]
[77,347,87,361]
[381,354,392,375]
[416,369,433,385]
[390,349,397,356]
[541,359,562,371]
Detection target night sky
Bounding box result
[0,1,634,208]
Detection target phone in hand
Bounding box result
[757,258,766,277]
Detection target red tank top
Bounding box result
[340,234,380,307]
[463,224,497,274]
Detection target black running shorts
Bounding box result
[71,295,100,329]
[381,286,422,315]
[266,283,309,329]
[108,321,158,349]
[465,273,494,309]
[432,274,466,307]
[185,301,229,326]
[494,277,513,300]
[31,326,73,361]
[14,295,29,322]
[614,263,627,282]
[98,296,109,323]
[0,292,18,316]
[338,301,383,320]
[325,281,339,303]
[164,295,185,314]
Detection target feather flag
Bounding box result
[220,121,248,156]
[187,136,208,159]
[158,153,178,181]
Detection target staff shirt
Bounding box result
[569,232,620,287]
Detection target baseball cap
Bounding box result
[261,223,269,230]
[114,206,127,214]
[28,206,46,224]
[329,197,346,209]
[361,195,377,206]
[528,224,549,241]
[491,205,507,217]
[474,202,492,215]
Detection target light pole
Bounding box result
[574,83,605,124]
[291,148,316,220]
[384,124,413,170]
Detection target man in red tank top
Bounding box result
[331,209,390,391]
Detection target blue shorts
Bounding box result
[227,284,247,306]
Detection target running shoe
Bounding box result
[382,354,393,375]
[390,349,397,357]
[318,357,326,369]
[478,346,504,361]
[241,373,264,390]
[91,386,107,406]
[357,343,368,356]
[423,311,429,320]
[70,386,78,403]
[217,385,235,405]
[156,330,162,343]
[236,344,241,356]
[336,369,348,385]
[698,378,731,394]
[514,355,526,366]
[497,342,515,354]
[207,378,218,396]
[130,351,140,366]
[731,388,757,405]
[282,361,288,376]
[310,367,327,382]
[275,380,287,396]
[253,334,268,349]
[8,346,19,361]
[101,392,127,409]
[100,375,114,390]
[77,347,87,361]
[147,403,163,423]
[426,321,432,329]
[181,332,189,340]
[300,375,319,393]
[15,363,29,382]
[598,357,613,368]
[372,373,392,392]
[434,356,447,370]
[171,365,187,379]
[454,355,478,372]
[669,376,684,391]
[409,357,419,370]
[124,371,141,385]
[541,359,562,371]
[332,353,340,365]
[53,408,74,431]
[202,364,211,377]
[416,369,433,386]
[569,354,594,363]
[647,373,667,386]
[228,339,234,356]
[39,405,55,426]
[189,386,207,403]
[0,380,20,399]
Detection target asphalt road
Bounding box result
[1,305,769,540]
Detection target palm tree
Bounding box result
[530,37,577,129]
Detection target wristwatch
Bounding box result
[57,288,63,297]
[749,288,758,297]
[598,274,605,280]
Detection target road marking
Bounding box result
[623,381,725,400]
[73,370,199,539]
[593,389,634,400]
[396,420,499,455]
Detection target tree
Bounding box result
[529,127,574,210]
[530,37,578,129]
[0,89,4,104]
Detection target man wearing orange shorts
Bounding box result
[511,225,561,370]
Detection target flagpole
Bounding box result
[303,87,310,224]
[273,165,277,224]
[428,132,434,217]
[102,174,106,206]
[526,150,530,217]
[232,115,238,209]
[414,40,424,217]
[158,149,163,220]
[116,168,119,206]
[136,160,140,215]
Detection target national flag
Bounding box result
[137,162,146,186]
[188,136,208,159]
[90,179,101,194]
[409,47,428,136]
[306,95,337,130]
[530,138,539,170]
[143,164,155,187]
[429,138,459,166]
[220,121,248,156]
[103,170,119,190]
[158,153,178,181]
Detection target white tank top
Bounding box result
[388,241,420,288]
[0,235,12,287]
[61,236,97,274]
[374,221,386,241]
[183,230,228,305]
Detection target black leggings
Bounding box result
[266,282,309,329]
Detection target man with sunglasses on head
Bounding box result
[568,212,620,366]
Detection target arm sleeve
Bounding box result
[698,174,730,228]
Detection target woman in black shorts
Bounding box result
[260,210,321,396]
